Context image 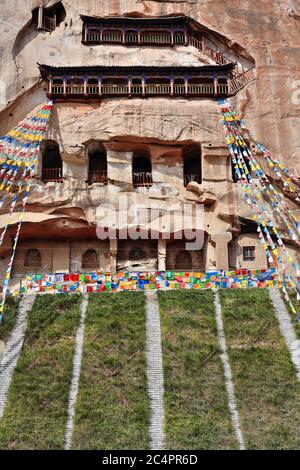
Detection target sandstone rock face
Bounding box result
[0,0,299,276]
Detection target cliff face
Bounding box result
[0,0,299,168]
[0,0,299,275]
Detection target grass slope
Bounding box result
[220,289,300,450]
[0,297,20,344]
[72,292,149,450]
[0,294,81,450]
[158,290,237,450]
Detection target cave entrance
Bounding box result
[132,151,153,188]
[41,140,63,182]
[87,141,108,184]
[183,144,202,187]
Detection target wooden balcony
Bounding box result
[133,172,153,188]
[88,170,108,184]
[42,168,63,183]
[84,30,185,46]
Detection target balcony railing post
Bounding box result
[202,36,206,53]
[84,25,88,42]
[84,77,88,97]
[98,77,102,96]
[171,29,174,46]
[49,77,53,95]
[63,77,67,96]
[122,29,126,44]
[138,29,141,44]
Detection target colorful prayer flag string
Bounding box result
[0,102,53,319]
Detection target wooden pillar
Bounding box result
[138,29,141,44]
[63,77,67,96]
[170,76,174,96]
[122,29,126,44]
[98,77,102,96]
[171,29,174,46]
[37,6,43,29]
[49,77,53,95]
[84,25,88,42]
[184,29,188,46]
[184,76,189,96]
[142,76,146,96]
[214,76,218,96]
[100,29,103,43]
[128,76,132,96]
[201,35,206,53]
[84,77,88,97]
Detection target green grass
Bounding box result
[0,297,20,343]
[72,292,149,450]
[158,290,237,450]
[220,289,300,449]
[0,294,81,450]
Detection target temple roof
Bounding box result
[38,63,235,79]
[80,14,189,27]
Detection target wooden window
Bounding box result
[243,246,255,261]
[24,249,42,268]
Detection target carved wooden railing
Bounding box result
[88,170,108,184]
[131,84,143,95]
[42,168,63,183]
[50,82,231,97]
[145,84,171,94]
[133,172,153,188]
[87,84,99,94]
[174,84,185,94]
[188,84,214,95]
[66,84,85,94]
[102,84,129,95]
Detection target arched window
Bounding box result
[175,250,192,270]
[183,144,202,187]
[82,249,98,270]
[87,141,108,184]
[24,249,41,268]
[42,140,63,182]
[129,247,147,261]
[132,152,153,188]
